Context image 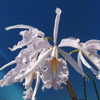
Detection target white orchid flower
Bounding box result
[0,8,89,100]
[77,40,100,79]
[18,8,87,83]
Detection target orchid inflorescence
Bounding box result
[0,8,100,100]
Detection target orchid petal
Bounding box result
[0,58,35,87]
[0,60,16,70]
[80,40,100,71]
[78,51,98,75]
[41,57,68,90]
[33,38,52,51]
[15,46,39,65]
[58,48,87,78]
[53,8,62,46]
[39,48,48,56]
[96,71,100,79]
[23,87,33,100]
[5,24,35,30]
[83,40,100,54]
[23,71,40,100]
[7,25,45,51]
[0,45,38,86]
[5,24,44,37]
[18,48,52,80]
[0,57,31,87]
[77,51,83,71]
[32,71,40,100]
[58,37,80,49]
[38,48,49,62]
[0,64,26,87]
[5,24,45,37]
[87,53,100,71]
[10,37,51,51]
[23,72,35,100]
[23,73,35,89]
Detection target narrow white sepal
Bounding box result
[5,24,35,30]
[32,71,40,100]
[58,47,87,78]
[53,8,62,46]
[78,51,98,75]
[0,60,16,70]
[96,71,100,79]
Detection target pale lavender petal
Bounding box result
[0,64,26,87]
[0,45,39,87]
[38,48,49,63]
[96,71,100,79]
[23,72,35,100]
[23,73,35,89]
[41,57,69,90]
[78,51,98,75]
[23,71,40,100]
[58,48,87,78]
[0,59,26,87]
[87,53,100,71]
[23,87,33,100]
[32,38,52,51]
[58,37,81,49]
[15,47,38,82]
[53,8,62,46]
[0,56,34,87]
[17,48,52,81]
[80,40,100,72]
[84,40,100,53]
[15,44,39,63]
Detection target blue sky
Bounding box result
[0,0,100,100]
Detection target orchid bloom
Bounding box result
[77,40,100,79]
[16,8,87,85]
[0,8,88,100]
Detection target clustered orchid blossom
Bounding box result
[0,8,100,100]
[78,40,100,79]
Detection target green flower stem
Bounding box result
[66,79,78,100]
[69,50,100,100]
[84,76,88,100]
[43,37,54,41]
[69,49,80,55]
[84,73,100,100]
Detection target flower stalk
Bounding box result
[66,79,78,100]
[84,73,100,100]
